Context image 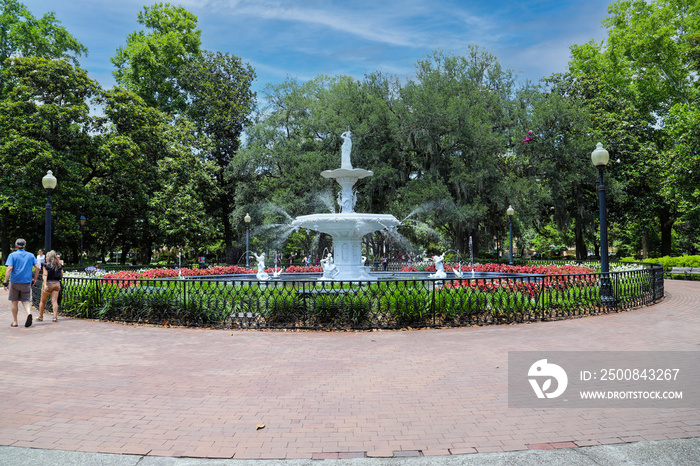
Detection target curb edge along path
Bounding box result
[1,438,699,465]
[0,280,698,461]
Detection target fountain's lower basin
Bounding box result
[290,212,401,281]
[291,212,400,236]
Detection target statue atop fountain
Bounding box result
[341,131,353,169]
[291,131,400,281]
[320,131,373,214]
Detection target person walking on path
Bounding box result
[3,238,39,327]
[36,249,45,266]
[38,250,63,322]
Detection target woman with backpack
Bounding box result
[38,250,63,322]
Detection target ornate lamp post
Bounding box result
[79,214,86,268]
[591,143,613,307]
[244,213,251,267]
[42,170,57,253]
[507,205,515,266]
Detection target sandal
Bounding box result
[24,314,32,327]
[10,323,18,327]
[36,317,43,322]
[52,318,57,322]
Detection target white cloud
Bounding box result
[199,0,494,49]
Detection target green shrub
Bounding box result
[644,255,700,269]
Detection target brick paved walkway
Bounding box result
[1,280,698,460]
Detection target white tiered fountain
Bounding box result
[290,131,400,280]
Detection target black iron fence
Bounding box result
[34,263,664,330]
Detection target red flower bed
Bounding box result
[440,263,596,293]
[417,263,594,275]
[100,263,594,292]
[284,265,323,273]
[100,264,328,287]
[102,265,258,287]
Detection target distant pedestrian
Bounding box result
[3,238,39,327]
[38,250,63,322]
[36,249,45,266]
[382,255,388,271]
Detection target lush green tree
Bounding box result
[111,2,201,115]
[0,54,214,265]
[395,47,519,256]
[662,30,700,254]
[0,57,98,262]
[0,1,88,260]
[0,0,87,68]
[179,50,256,263]
[92,87,214,263]
[568,0,700,256]
[518,77,603,260]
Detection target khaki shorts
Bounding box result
[44,281,61,293]
[8,282,32,302]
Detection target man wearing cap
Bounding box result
[3,238,40,327]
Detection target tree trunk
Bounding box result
[138,231,153,264]
[641,231,649,259]
[658,207,674,257]
[120,243,131,264]
[575,214,586,260]
[454,224,463,258]
[471,232,480,260]
[138,244,152,264]
[0,229,9,265]
[223,211,235,264]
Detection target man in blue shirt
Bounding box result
[3,238,39,327]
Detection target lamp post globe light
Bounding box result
[506,205,515,266]
[42,170,57,253]
[244,213,251,267]
[79,214,86,268]
[591,142,614,307]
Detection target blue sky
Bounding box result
[22,0,612,96]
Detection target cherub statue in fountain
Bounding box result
[453,263,464,278]
[428,252,447,279]
[253,252,270,281]
[320,253,339,280]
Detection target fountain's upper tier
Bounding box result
[320,167,373,180]
[291,212,400,237]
